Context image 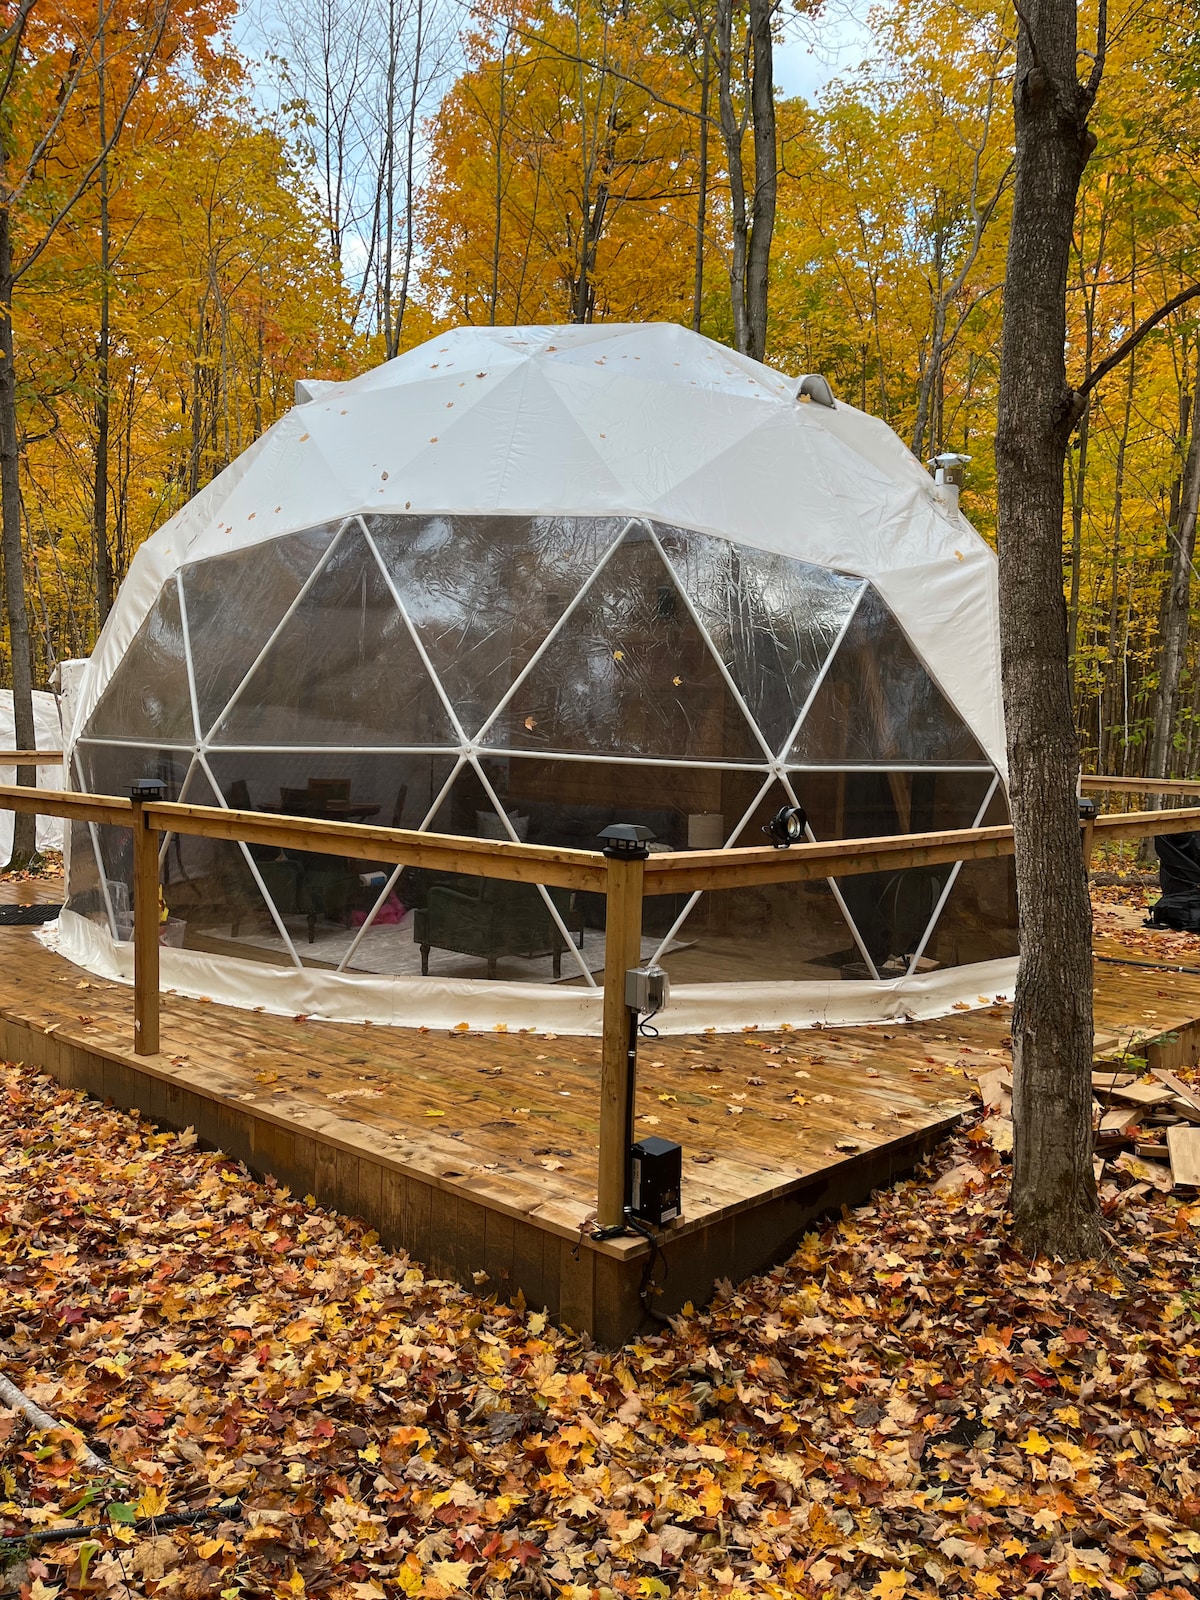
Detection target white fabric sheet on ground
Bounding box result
[0,690,66,860]
[45,909,1017,1035]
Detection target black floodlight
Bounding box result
[598,823,656,859]
[129,778,166,802]
[763,804,807,848]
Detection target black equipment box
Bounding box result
[629,1135,682,1226]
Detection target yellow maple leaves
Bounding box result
[870,1569,908,1598]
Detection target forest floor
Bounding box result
[0,882,1197,1600]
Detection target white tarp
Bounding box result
[0,690,65,860]
[70,323,1005,771]
[45,909,1017,1034]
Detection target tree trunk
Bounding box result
[995,0,1100,1259]
[1146,342,1200,787]
[392,0,424,355]
[911,289,946,462]
[744,0,775,362]
[0,205,38,869]
[714,0,748,354]
[93,12,113,628]
[692,28,710,334]
[1100,353,1135,753]
[1065,395,1089,681]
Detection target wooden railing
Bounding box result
[1081,775,1200,795]
[2,774,1200,1229]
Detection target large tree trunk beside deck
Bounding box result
[995,0,1100,1258]
[0,207,39,870]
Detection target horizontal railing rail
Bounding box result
[0,752,64,765]
[2,777,1197,1230]
[1082,774,1200,796]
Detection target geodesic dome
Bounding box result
[53,323,1017,1032]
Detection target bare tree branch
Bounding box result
[1076,281,1200,401]
[1085,0,1106,99]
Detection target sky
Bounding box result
[773,2,874,102]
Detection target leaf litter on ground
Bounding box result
[0,1038,1198,1600]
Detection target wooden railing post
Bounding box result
[130,785,162,1056]
[597,849,647,1230]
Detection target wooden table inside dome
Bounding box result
[4,871,1200,1343]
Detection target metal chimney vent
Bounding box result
[794,374,836,408]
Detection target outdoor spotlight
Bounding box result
[129,778,166,802]
[763,805,807,848]
[598,823,656,859]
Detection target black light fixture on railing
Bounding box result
[597,823,656,859]
[763,804,807,848]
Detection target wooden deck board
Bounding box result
[4,870,1200,1339]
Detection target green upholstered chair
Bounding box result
[414,878,583,980]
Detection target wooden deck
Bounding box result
[3,871,1199,1342]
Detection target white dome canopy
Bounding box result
[56,324,1015,1033]
[74,322,1003,769]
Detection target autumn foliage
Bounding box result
[2,1046,1200,1600]
[3,0,1200,774]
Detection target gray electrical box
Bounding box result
[625,964,669,1014]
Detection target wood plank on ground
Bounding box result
[1167,1125,1200,1188]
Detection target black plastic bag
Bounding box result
[1146,832,1200,931]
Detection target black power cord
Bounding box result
[623,1209,673,1325]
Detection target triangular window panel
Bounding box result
[367,513,627,738]
[790,585,988,764]
[919,857,1018,970]
[481,527,765,761]
[415,763,588,983]
[210,523,456,748]
[167,760,304,960]
[657,524,863,756]
[792,770,999,842]
[183,522,340,737]
[82,579,194,743]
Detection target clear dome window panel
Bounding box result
[154,761,291,958]
[62,820,108,929]
[651,877,877,984]
[918,858,1019,971]
[485,755,771,854]
[367,513,628,733]
[835,865,959,975]
[791,770,1000,843]
[210,523,456,748]
[789,585,989,765]
[643,775,804,967]
[182,522,342,736]
[482,526,764,761]
[74,740,192,801]
[655,523,864,755]
[363,760,591,986]
[70,742,188,935]
[978,783,1011,826]
[204,750,457,832]
[198,751,460,972]
[81,579,194,743]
